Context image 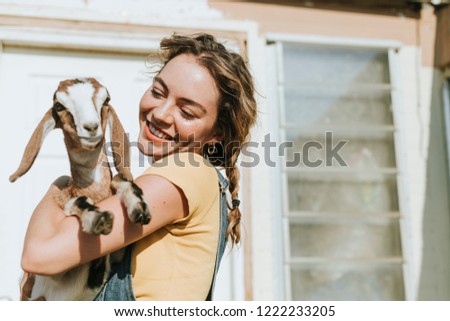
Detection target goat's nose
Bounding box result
[83,122,99,133]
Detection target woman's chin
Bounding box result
[138,136,174,158]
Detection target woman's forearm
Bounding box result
[21,174,186,275]
[21,183,92,275]
[21,185,138,275]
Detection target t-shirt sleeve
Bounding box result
[138,152,216,223]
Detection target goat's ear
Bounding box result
[9,108,56,182]
[106,104,133,182]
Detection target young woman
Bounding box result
[20,33,257,300]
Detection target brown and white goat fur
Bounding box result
[10,78,151,300]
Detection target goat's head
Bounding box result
[9,78,131,182]
[53,78,109,150]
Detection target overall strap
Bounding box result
[206,168,229,300]
[93,245,136,301]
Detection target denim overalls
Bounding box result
[94,169,229,301]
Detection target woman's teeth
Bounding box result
[148,122,172,140]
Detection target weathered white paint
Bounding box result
[0,0,223,19]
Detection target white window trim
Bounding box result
[265,32,413,300]
[265,41,288,300]
[266,33,402,50]
[0,27,161,53]
[387,49,414,301]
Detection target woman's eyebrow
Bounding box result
[154,76,207,114]
[154,77,168,92]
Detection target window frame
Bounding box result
[265,33,413,300]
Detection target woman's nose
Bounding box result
[152,101,175,125]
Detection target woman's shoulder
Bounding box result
[139,152,219,214]
[153,152,211,168]
[142,152,216,177]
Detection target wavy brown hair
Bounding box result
[157,33,257,245]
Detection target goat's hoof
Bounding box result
[130,202,151,225]
[90,210,114,235]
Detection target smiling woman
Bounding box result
[20,33,258,301]
[138,54,221,160]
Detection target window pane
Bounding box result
[283,44,390,84]
[280,42,403,301]
[289,218,402,258]
[284,86,393,128]
[284,130,396,169]
[287,172,399,213]
[290,264,405,300]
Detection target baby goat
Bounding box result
[10,78,150,300]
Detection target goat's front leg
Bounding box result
[65,196,113,235]
[112,174,151,225]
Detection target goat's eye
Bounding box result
[103,97,110,105]
[54,102,66,112]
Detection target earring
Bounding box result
[207,144,217,155]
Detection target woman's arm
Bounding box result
[21,174,188,276]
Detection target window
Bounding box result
[270,41,405,300]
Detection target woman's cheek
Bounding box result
[179,124,199,143]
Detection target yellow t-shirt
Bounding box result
[131,152,220,300]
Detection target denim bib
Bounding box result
[94,169,229,301]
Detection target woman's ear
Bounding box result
[207,129,224,145]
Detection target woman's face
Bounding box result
[138,54,221,161]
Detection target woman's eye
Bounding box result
[151,89,163,98]
[180,109,195,120]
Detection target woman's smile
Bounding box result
[144,120,174,142]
